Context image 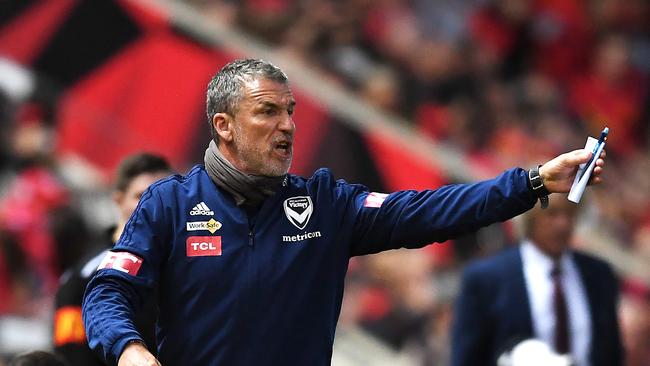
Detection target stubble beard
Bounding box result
[234,133,291,177]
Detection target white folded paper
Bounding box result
[568,136,604,203]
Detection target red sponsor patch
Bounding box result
[364,192,388,208]
[97,251,143,275]
[186,236,222,257]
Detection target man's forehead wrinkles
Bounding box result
[249,92,294,105]
[247,87,292,97]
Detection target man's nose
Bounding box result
[278,113,295,134]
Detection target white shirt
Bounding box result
[520,240,592,366]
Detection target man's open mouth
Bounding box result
[275,141,292,155]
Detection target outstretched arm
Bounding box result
[346,148,607,256]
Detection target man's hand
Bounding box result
[539,149,606,193]
[118,341,161,366]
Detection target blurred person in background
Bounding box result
[356,249,457,365]
[54,153,172,366]
[82,58,606,366]
[0,96,85,361]
[452,193,623,366]
[0,229,33,316]
[8,351,68,366]
[361,250,436,355]
[0,101,69,305]
[0,90,14,174]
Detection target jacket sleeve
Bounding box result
[346,168,536,256]
[82,185,170,365]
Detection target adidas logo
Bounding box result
[190,202,214,216]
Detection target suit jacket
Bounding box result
[451,245,623,366]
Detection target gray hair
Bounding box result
[206,58,288,140]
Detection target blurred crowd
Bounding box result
[0,0,648,365]
[196,0,650,242]
[0,93,95,361]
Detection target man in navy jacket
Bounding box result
[82,58,607,366]
[451,194,622,366]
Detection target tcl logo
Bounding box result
[186,236,222,257]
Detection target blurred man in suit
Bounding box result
[452,194,623,366]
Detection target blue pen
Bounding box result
[580,127,608,180]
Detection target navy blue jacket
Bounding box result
[451,246,623,366]
[83,165,537,366]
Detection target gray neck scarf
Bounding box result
[204,140,285,207]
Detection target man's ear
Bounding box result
[112,190,123,206]
[213,113,234,143]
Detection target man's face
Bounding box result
[115,172,169,222]
[223,78,296,176]
[528,194,579,258]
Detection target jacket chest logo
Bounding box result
[190,201,214,216]
[283,196,313,230]
[186,236,222,257]
[186,218,222,234]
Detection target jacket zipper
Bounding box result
[242,219,256,364]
